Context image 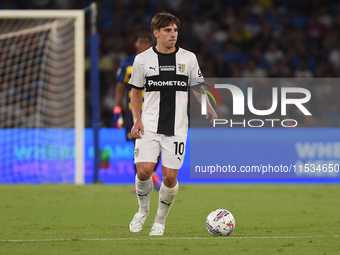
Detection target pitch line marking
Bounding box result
[0,235,339,242]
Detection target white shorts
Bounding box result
[134,130,187,169]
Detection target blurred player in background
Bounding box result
[113,32,161,192]
[128,13,217,236]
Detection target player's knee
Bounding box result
[162,174,177,188]
[136,163,154,181]
[137,169,151,181]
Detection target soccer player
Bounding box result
[128,12,217,235]
[113,32,161,192]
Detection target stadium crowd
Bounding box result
[2,0,340,127]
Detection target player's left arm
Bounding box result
[192,86,218,123]
[189,54,217,123]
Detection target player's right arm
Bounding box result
[128,55,145,139]
[131,88,144,139]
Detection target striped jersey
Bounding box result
[129,46,203,137]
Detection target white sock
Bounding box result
[135,175,153,216]
[154,182,179,224]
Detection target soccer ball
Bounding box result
[206,209,235,236]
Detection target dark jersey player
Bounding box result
[113,33,160,192]
[114,32,152,139]
[128,13,217,236]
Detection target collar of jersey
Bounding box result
[152,46,179,55]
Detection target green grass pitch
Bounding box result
[0,185,339,254]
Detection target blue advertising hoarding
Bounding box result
[0,128,339,184]
[190,128,340,182]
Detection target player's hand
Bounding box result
[207,106,218,123]
[131,119,144,139]
[113,106,123,129]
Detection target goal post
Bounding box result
[0,10,85,184]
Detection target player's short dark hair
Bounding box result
[135,31,153,42]
[151,12,181,31]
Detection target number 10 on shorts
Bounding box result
[174,142,184,155]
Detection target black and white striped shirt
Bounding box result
[129,46,203,137]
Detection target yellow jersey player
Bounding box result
[113,32,161,192]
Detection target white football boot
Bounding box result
[129,212,148,233]
[149,223,165,236]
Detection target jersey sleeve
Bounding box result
[189,55,204,86]
[116,60,127,83]
[128,55,144,90]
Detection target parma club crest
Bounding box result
[178,63,185,73]
[134,148,139,158]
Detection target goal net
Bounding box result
[0,11,84,184]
